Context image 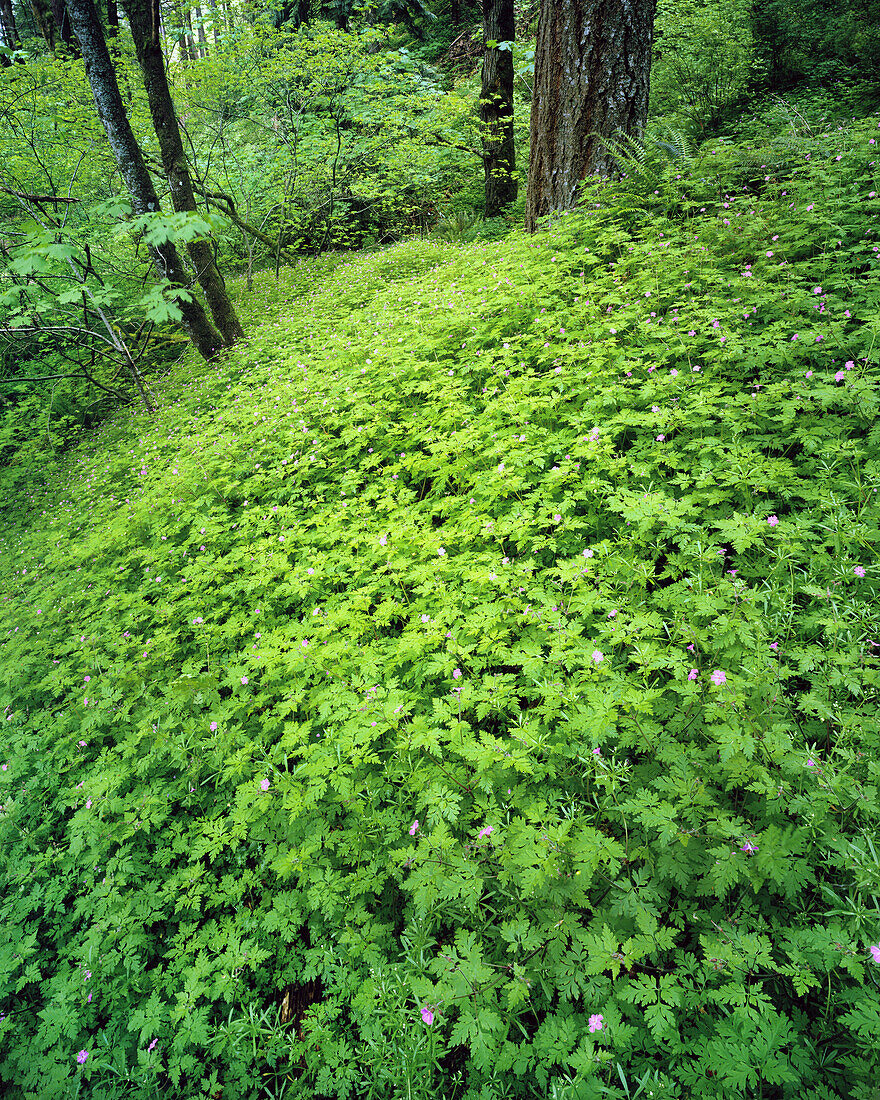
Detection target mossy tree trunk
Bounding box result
[525,0,657,230]
[481,0,517,217]
[29,0,55,52]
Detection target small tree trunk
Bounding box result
[0,0,21,60]
[480,0,517,217]
[183,3,198,57]
[175,19,187,58]
[122,0,244,346]
[29,0,55,51]
[525,0,657,230]
[105,0,118,38]
[51,0,79,53]
[205,0,220,45]
[65,0,226,361]
[193,4,207,54]
[173,1,190,59]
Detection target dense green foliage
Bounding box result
[652,0,760,134]
[2,82,880,1098]
[751,0,880,88]
[3,1,880,1096]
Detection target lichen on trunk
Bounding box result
[481,0,518,218]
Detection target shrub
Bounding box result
[652,0,761,134]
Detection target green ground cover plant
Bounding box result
[1,107,879,1100]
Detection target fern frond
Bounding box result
[591,130,659,191]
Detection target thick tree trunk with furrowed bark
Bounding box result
[480,0,517,217]
[525,0,657,231]
[64,0,226,361]
[122,0,244,345]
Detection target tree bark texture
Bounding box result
[480,0,517,217]
[64,0,225,361]
[525,0,657,231]
[122,0,244,344]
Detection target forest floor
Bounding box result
[2,97,880,1099]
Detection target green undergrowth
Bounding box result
[2,113,880,1100]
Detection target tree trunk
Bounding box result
[0,0,20,60]
[29,0,55,51]
[183,3,198,57]
[64,0,226,361]
[51,0,80,53]
[106,0,118,38]
[173,1,190,59]
[205,0,220,45]
[193,4,207,54]
[525,0,657,231]
[122,0,244,345]
[480,0,517,217]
